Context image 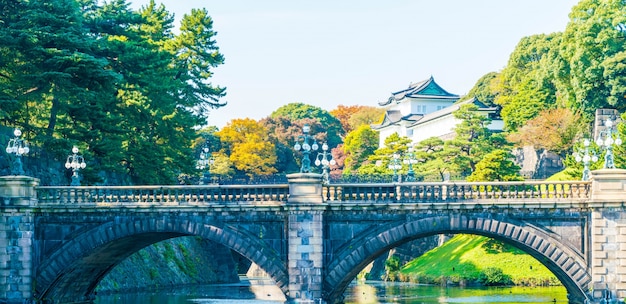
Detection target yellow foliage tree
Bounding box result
[217,118,277,177]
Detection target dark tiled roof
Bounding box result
[378,76,459,106]
[371,111,423,130]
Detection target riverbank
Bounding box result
[393,234,560,287]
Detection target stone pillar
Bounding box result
[286,173,325,303]
[0,176,38,303]
[589,169,626,302]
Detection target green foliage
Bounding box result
[384,255,401,282]
[413,137,457,181]
[0,0,226,184]
[445,103,500,176]
[495,34,560,131]
[557,0,626,114]
[270,102,345,149]
[385,255,401,272]
[479,267,513,286]
[460,72,499,106]
[467,149,523,181]
[342,125,379,174]
[357,133,411,175]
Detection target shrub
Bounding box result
[479,267,512,286]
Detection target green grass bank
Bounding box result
[394,234,560,286]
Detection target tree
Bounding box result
[167,7,226,114]
[217,118,277,177]
[494,34,560,131]
[446,104,495,176]
[507,108,584,158]
[208,153,235,178]
[0,0,228,185]
[413,137,457,181]
[357,133,411,176]
[342,125,379,174]
[556,0,626,115]
[271,103,345,149]
[261,116,303,174]
[467,149,523,182]
[459,72,499,106]
[330,105,384,133]
[96,0,199,184]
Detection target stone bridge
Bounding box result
[2,169,626,303]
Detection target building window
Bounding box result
[407,129,413,136]
[416,105,427,114]
[437,106,446,111]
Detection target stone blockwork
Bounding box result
[0,176,38,303]
[590,209,626,300]
[589,169,626,301]
[287,209,324,302]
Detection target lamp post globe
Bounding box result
[314,142,335,184]
[595,118,622,169]
[5,128,29,175]
[403,147,418,182]
[294,124,319,173]
[196,145,214,185]
[65,146,86,186]
[574,138,598,181]
[388,153,402,182]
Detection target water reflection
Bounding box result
[94,278,285,304]
[346,281,568,304]
[95,279,568,304]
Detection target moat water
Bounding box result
[94,278,569,304]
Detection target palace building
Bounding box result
[371,76,503,147]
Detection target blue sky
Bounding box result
[130,0,579,128]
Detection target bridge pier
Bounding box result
[286,173,326,304]
[589,169,626,303]
[0,176,38,304]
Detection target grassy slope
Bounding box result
[399,234,559,285]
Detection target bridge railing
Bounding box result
[36,180,591,206]
[323,180,591,203]
[36,184,290,205]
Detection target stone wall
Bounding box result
[514,146,563,179]
[97,237,240,293]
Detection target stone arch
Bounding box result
[35,215,288,303]
[323,213,590,303]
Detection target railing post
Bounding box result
[589,169,626,302]
[0,176,38,303]
[286,173,326,304]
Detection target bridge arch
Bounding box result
[35,216,288,303]
[323,213,590,303]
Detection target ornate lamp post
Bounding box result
[314,142,336,184]
[595,118,622,169]
[196,144,214,185]
[65,146,86,186]
[293,124,319,173]
[5,128,29,175]
[388,153,402,182]
[574,139,598,181]
[403,147,418,182]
